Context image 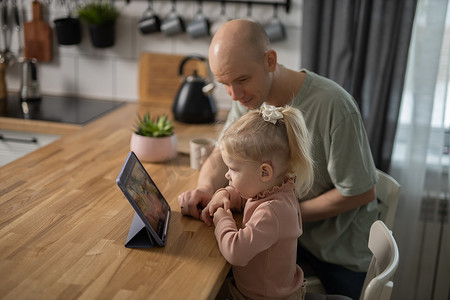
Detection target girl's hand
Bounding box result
[213,207,233,227]
[200,189,230,226]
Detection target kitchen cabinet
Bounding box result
[0,129,60,166]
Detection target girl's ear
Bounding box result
[260,163,274,182]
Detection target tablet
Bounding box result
[116,151,171,247]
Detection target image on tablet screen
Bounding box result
[125,162,168,239]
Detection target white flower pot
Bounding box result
[130,132,177,162]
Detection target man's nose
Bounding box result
[229,85,243,101]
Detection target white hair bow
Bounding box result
[260,104,283,124]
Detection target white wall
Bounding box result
[5,0,303,110]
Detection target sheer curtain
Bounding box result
[391,0,450,298]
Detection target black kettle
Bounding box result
[172,55,217,123]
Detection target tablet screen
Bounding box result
[122,155,169,240]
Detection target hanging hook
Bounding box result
[220,0,226,16]
[272,3,278,18]
[196,0,203,15]
[246,1,252,18]
[147,0,154,10]
[119,0,290,14]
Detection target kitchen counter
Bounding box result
[0,102,229,300]
[0,115,81,135]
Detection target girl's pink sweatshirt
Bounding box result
[214,179,304,299]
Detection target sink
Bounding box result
[0,129,60,167]
[1,94,125,125]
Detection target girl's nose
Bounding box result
[225,171,231,181]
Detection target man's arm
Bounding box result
[197,147,229,195]
[178,147,228,219]
[299,186,376,223]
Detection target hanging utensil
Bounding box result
[0,0,15,66]
[12,0,23,61]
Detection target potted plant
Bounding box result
[53,0,82,45]
[77,0,119,48]
[130,113,178,162]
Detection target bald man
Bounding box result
[178,19,378,299]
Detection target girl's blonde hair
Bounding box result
[220,106,314,197]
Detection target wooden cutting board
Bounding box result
[23,1,52,62]
[138,52,209,105]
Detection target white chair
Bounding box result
[306,220,399,300]
[375,169,401,230]
[359,220,399,300]
[305,169,401,294]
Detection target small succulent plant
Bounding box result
[135,113,174,138]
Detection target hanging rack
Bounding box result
[122,0,291,13]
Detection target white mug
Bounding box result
[190,138,216,170]
[264,19,286,43]
[161,11,185,36]
[187,14,210,38]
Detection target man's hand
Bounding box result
[178,146,229,220]
[178,188,213,219]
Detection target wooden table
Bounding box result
[0,103,229,300]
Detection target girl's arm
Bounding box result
[214,204,279,266]
[201,186,244,226]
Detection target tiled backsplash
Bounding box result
[5,0,302,109]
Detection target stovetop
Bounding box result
[2,94,125,125]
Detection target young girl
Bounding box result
[207,104,314,300]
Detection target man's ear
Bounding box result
[265,49,277,72]
[260,163,274,182]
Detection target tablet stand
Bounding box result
[125,213,157,248]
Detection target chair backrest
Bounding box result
[138,52,209,105]
[305,170,400,296]
[360,220,399,300]
[375,169,401,229]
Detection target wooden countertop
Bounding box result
[0,103,229,300]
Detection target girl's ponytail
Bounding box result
[280,106,314,197]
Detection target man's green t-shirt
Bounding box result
[221,70,378,272]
